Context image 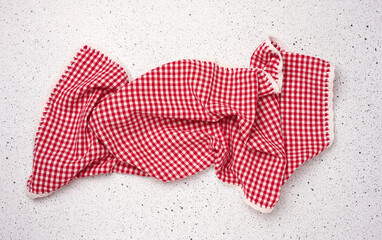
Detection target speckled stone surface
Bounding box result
[1,0,381,239]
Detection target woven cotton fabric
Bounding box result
[26,37,334,213]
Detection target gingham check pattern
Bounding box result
[278,47,332,182]
[249,39,332,185]
[27,46,149,195]
[27,38,333,212]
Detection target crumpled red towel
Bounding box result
[26,37,334,213]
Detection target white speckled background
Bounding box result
[1,0,381,239]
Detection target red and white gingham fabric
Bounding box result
[26,37,334,213]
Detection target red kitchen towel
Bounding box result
[26,37,334,213]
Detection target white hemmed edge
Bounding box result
[25,186,51,199]
[220,181,274,213]
[27,42,132,199]
[327,63,335,147]
[263,36,284,93]
[268,36,288,51]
